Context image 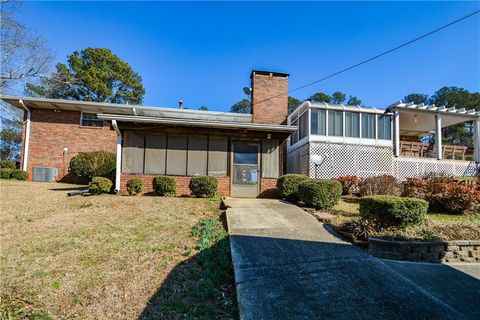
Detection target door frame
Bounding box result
[230,141,260,198]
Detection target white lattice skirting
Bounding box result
[287,142,478,180]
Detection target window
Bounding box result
[122,131,145,174]
[291,119,299,145]
[81,113,103,127]
[144,134,166,174]
[328,110,343,137]
[208,137,228,176]
[166,135,188,175]
[362,113,376,139]
[299,112,308,140]
[345,112,360,138]
[262,140,279,178]
[378,115,392,140]
[187,136,208,176]
[311,109,326,135]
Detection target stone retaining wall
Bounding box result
[369,238,480,263]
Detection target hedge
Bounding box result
[276,174,310,202]
[358,175,401,196]
[69,151,116,179]
[10,170,28,180]
[0,160,16,169]
[297,179,342,210]
[127,178,143,196]
[359,195,428,228]
[189,176,217,198]
[153,176,176,196]
[0,168,13,179]
[89,177,113,194]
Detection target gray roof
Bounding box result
[0,95,296,133]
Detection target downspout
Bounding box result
[111,120,122,194]
[19,100,31,172]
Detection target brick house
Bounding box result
[1,70,296,197]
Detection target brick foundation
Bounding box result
[120,174,231,197]
[259,178,278,198]
[369,238,480,263]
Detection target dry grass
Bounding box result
[0,180,235,319]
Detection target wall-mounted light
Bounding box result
[414,114,418,124]
[63,147,68,153]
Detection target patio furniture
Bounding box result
[443,145,468,160]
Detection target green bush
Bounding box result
[126,178,143,196]
[89,177,113,194]
[189,176,217,198]
[359,195,428,228]
[0,160,16,169]
[297,179,342,210]
[153,176,176,196]
[276,174,310,202]
[10,170,28,180]
[0,168,13,179]
[69,151,116,179]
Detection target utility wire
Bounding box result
[206,9,480,120]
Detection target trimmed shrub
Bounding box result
[89,177,113,194]
[402,178,429,199]
[10,170,27,180]
[334,175,359,195]
[359,195,428,228]
[126,178,143,196]
[69,151,116,179]
[189,176,217,198]
[358,175,401,197]
[0,160,16,169]
[429,183,480,215]
[276,174,309,202]
[0,168,13,179]
[297,179,342,210]
[153,176,176,196]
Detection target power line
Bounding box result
[206,9,480,120]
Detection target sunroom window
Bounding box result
[81,112,104,127]
[345,112,360,138]
[362,113,376,139]
[328,110,343,137]
[310,109,326,135]
[299,112,308,140]
[378,115,392,140]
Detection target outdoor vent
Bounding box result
[32,167,58,182]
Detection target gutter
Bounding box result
[18,100,31,171]
[111,120,122,194]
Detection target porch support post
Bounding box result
[112,120,122,193]
[394,109,400,157]
[474,117,480,162]
[435,113,442,160]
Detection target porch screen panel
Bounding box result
[166,135,187,175]
[262,139,279,178]
[345,112,360,137]
[378,115,392,140]
[145,134,166,174]
[299,113,308,140]
[328,110,343,136]
[187,136,208,176]
[122,131,144,174]
[362,113,376,139]
[208,137,228,176]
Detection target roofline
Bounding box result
[97,114,297,133]
[0,95,251,118]
[388,101,480,118]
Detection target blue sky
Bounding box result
[16,1,480,111]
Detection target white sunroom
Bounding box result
[287,101,479,180]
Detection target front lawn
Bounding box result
[0,180,236,319]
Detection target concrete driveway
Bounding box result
[225,198,480,320]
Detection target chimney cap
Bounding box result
[251,70,289,79]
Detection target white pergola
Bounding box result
[388,102,480,161]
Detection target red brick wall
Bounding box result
[251,71,288,125]
[259,178,278,198]
[23,108,117,180]
[120,174,231,197]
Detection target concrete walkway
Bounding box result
[225,198,480,320]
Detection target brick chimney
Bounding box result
[250,70,289,125]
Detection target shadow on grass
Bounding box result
[139,211,238,320]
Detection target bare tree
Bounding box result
[0,0,53,93]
